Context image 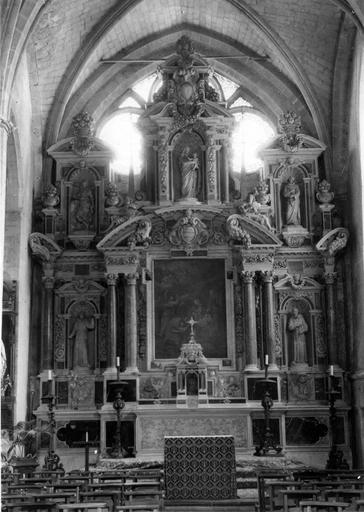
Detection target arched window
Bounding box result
[231,111,275,174]
[98,108,142,176]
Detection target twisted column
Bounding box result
[241,271,258,370]
[124,273,139,374]
[106,273,118,368]
[262,271,278,369]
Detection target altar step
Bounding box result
[164,497,258,511]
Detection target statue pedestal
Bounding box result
[282,225,309,248]
[175,197,201,205]
[290,362,309,370]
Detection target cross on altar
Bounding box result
[187,316,198,337]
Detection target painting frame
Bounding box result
[147,257,235,368]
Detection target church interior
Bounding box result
[1,1,364,510]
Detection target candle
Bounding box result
[264,354,269,366]
[116,356,120,367]
[86,431,89,443]
[329,365,334,377]
[48,370,52,381]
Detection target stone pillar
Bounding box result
[124,272,139,374]
[241,271,258,370]
[41,275,55,369]
[324,272,337,365]
[106,273,118,368]
[262,271,278,369]
[0,118,13,338]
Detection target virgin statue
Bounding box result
[283,176,301,225]
[69,311,95,369]
[288,306,308,364]
[179,146,199,199]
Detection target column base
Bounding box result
[268,363,279,371]
[244,364,260,372]
[122,366,140,375]
[104,366,118,375]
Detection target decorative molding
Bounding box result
[226,215,251,248]
[278,111,303,152]
[168,209,209,255]
[127,218,152,250]
[70,111,94,156]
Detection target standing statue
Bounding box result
[283,176,301,225]
[69,311,95,369]
[288,307,308,364]
[179,146,199,199]
[71,180,95,231]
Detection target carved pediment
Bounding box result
[56,279,106,296]
[98,207,283,252]
[97,215,153,250]
[274,274,323,291]
[47,136,114,158]
[226,214,282,246]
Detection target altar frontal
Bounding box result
[164,435,237,501]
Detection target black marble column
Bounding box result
[325,271,337,365]
[262,271,278,368]
[41,275,55,369]
[106,273,118,368]
[124,273,139,374]
[241,271,258,370]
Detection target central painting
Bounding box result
[154,259,227,359]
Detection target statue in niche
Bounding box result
[283,176,301,225]
[69,311,95,369]
[288,306,308,364]
[179,146,199,199]
[70,180,95,231]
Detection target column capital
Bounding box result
[125,272,138,285]
[324,272,337,284]
[106,273,119,286]
[261,270,274,282]
[241,270,255,283]
[42,276,55,289]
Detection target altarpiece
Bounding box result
[28,36,350,469]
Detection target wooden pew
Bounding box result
[299,500,350,511]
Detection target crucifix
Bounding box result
[187,316,198,342]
